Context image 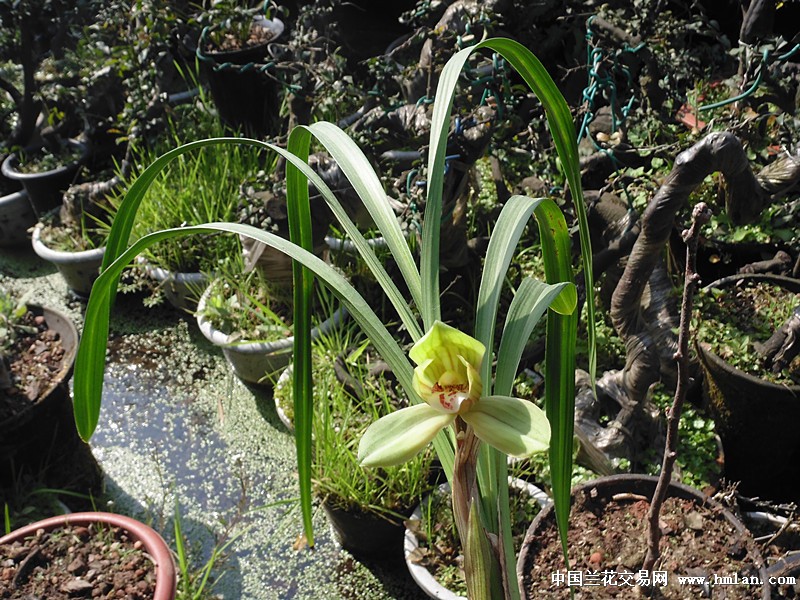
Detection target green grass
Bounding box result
[275,320,437,520]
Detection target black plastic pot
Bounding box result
[196,19,284,137]
[1,141,88,218]
[0,305,102,494]
[517,474,772,599]
[696,273,800,501]
[323,500,407,559]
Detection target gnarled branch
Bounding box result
[610,131,765,409]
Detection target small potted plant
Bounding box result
[195,261,346,387]
[0,289,101,494]
[274,323,438,558]
[695,272,800,501]
[30,203,108,299]
[1,136,89,218]
[191,0,285,136]
[0,511,177,600]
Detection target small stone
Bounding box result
[588,551,603,567]
[67,557,87,574]
[683,511,704,531]
[62,578,93,595]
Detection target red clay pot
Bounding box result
[0,511,177,600]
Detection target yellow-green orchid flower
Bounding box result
[358,321,551,467]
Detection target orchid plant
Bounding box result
[71,38,594,599]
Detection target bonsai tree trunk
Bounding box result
[0,21,39,147]
[610,132,766,425]
[756,305,800,372]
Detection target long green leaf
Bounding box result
[307,122,423,329]
[473,196,577,596]
[73,223,415,441]
[427,39,593,597]
[286,127,316,546]
[494,277,573,395]
[534,198,579,565]
[474,38,595,381]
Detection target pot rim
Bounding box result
[31,222,106,262]
[697,272,800,392]
[516,473,769,600]
[0,188,26,202]
[200,16,285,58]
[1,140,89,180]
[195,281,349,352]
[0,511,176,600]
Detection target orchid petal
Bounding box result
[358,404,456,467]
[461,395,550,458]
[409,321,485,370]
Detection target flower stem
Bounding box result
[452,417,502,598]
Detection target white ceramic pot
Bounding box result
[0,188,36,247]
[404,479,552,600]
[196,284,348,387]
[31,223,105,298]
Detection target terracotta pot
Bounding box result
[196,18,284,137]
[1,140,89,218]
[516,474,771,599]
[0,188,36,247]
[31,223,105,299]
[0,512,176,600]
[406,479,551,600]
[196,283,348,387]
[696,273,800,501]
[0,305,102,494]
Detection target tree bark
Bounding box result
[610,132,764,408]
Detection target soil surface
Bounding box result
[0,310,65,422]
[0,523,157,599]
[521,492,765,599]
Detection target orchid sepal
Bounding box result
[358,403,456,467]
[461,395,550,458]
